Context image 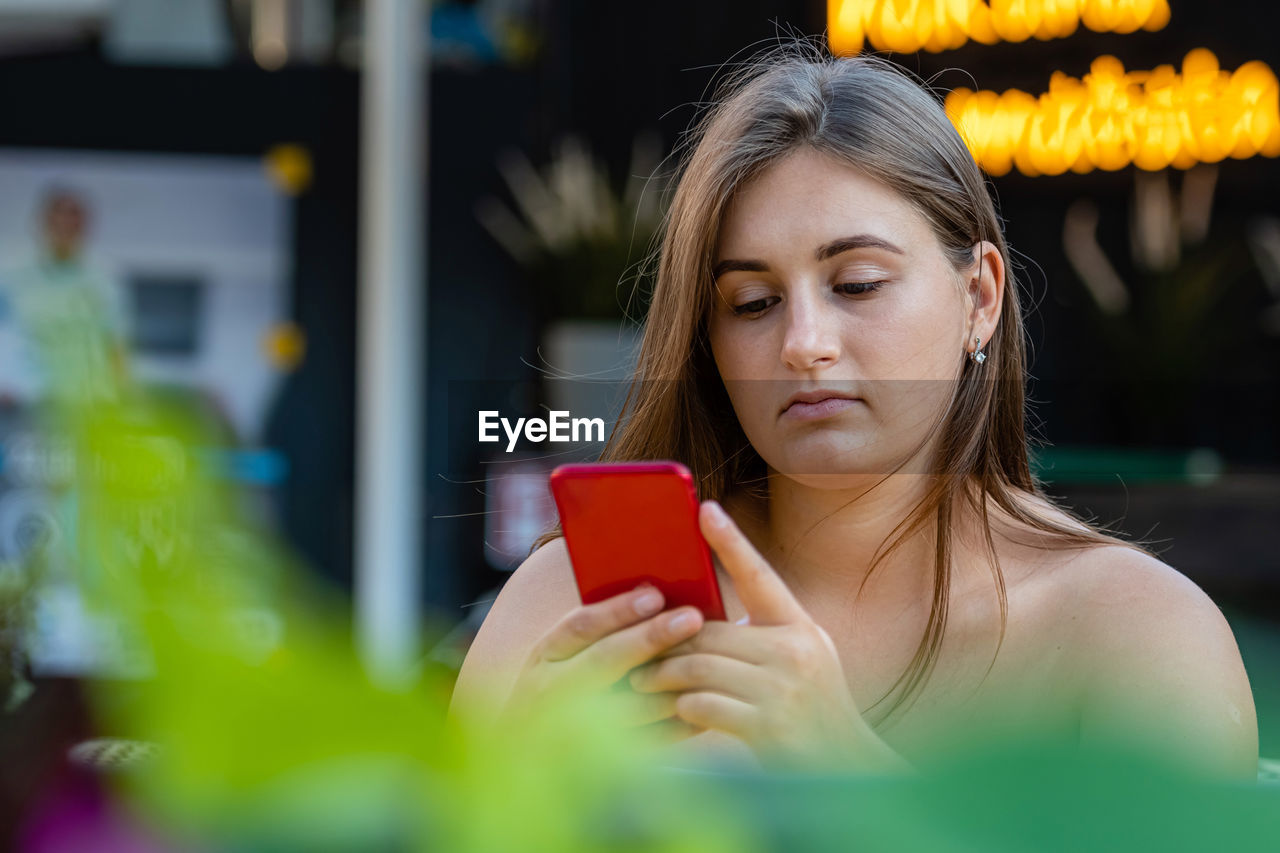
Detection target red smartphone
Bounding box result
[549,461,726,620]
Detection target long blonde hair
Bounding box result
[534,44,1135,723]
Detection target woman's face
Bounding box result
[708,147,984,487]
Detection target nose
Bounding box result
[779,290,840,372]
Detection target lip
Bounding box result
[780,389,862,420]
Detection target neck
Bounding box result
[731,470,961,615]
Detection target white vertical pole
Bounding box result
[356,0,427,687]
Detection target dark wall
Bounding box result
[3,1,1277,614]
[422,66,543,613]
[535,0,1280,463]
[0,51,545,613]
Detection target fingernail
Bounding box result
[634,590,663,615]
[668,611,696,633]
[735,615,750,626]
[704,501,728,528]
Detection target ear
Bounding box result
[965,240,1005,356]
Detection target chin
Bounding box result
[764,438,936,488]
[775,471,895,492]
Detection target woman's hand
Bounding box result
[501,584,705,739]
[628,501,912,772]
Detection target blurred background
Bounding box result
[0,0,1277,841]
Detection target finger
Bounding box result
[638,717,705,746]
[598,688,680,728]
[654,620,780,666]
[675,691,760,744]
[539,585,666,662]
[700,501,805,626]
[575,605,704,683]
[630,653,771,704]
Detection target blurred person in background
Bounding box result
[451,46,1259,780]
[0,188,134,709]
[0,187,130,410]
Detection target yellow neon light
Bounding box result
[944,50,1280,176]
[828,0,1170,55]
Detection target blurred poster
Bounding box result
[0,148,292,442]
[0,148,292,678]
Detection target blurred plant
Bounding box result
[10,293,1272,845]
[1062,164,1269,444]
[7,383,1277,848]
[475,132,667,322]
[24,387,753,851]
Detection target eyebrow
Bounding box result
[712,233,905,280]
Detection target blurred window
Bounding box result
[128,274,204,356]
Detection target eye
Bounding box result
[731,295,780,317]
[835,281,885,296]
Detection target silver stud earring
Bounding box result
[969,336,986,364]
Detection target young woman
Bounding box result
[450,47,1258,778]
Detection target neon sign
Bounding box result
[827,0,1171,55]
[945,50,1280,175]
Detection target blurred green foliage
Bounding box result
[19,388,1278,851]
[56,392,753,851]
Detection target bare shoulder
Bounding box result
[1038,543,1258,777]
[449,537,580,713]
[1046,542,1235,655]
[980,488,1257,776]
[988,491,1235,630]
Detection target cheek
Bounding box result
[872,279,967,379]
[707,320,727,378]
[708,323,772,438]
[708,318,760,382]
